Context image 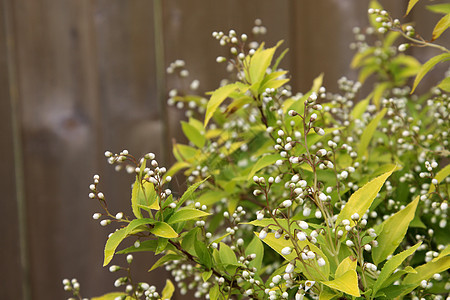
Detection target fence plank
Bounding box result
[0,0,25,298]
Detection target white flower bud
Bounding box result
[317,257,326,267]
[259,229,268,240]
[281,247,292,255]
[282,200,292,208]
[297,231,307,241]
[285,262,295,273]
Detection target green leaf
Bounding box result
[117,240,157,254]
[219,242,238,265]
[319,287,341,300]
[358,64,378,84]
[372,242,422,296]
[249,41,282,85]
[202,270,213,282]
[103,218,157,266]
[429,163,450,193]
[173,143,198,162]
[92,292,130,300]
[401,257,450,296]
[245,235,264,272]
[155,237,169,255]
[350,93,371,120]
[336,166,396,226]
[204,83,237,127]
[181,227,200,255]
[150,222,178,238]
[378,284,417,299]
[357,108,387,159]
[246,154,281,180]
[177,177,210,209]
[149,253,183,272]
[372,196,420,265]
[351,48,375,69]
[209,283,220,300]
[427,4,450,14]
[411,53,450,94]
[321,270,360,297]
[181,121,205,148]
[406,0,419,16]
[161,279,175,300]
[167,208,210,224]
[195,239,212,269]
[432,13,450,41]
[372,82,389,109]
[437,76,450,92]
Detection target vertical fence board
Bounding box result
[0,0,24,297]
[11,0,114,298]
[92,0,170,293]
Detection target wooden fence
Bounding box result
[1,0,447,299]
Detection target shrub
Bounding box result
[64,1,449,299]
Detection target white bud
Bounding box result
[297,231,307,241]
[259,229,268,240]
[317,257,326,267]
[281,247,292,255]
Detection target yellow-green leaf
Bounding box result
[351,93,372,120]
[104,218,156,266]
[202,270,213,282]
[372,242,422,296]
[372,196,420,265]
[372,82,389,109]
[432,244,450,262]
[181,121,205,148]
[312,73,324,93]
[321,270,360,297]
[204,83,237,127]
[167,208,210,224]
[401,256,450,296]
[257,232,329,280]
[432,13,450,41]
[149,253,182,272]
[177,177,210,209]
[429,163,450,193]
[359,64,378,84]
[336,166,396,226]
[437,76,450,92]
[411,53,450,94]
[357,108,387,159]
[247,154,281,180]
[150,222,178,238]
[406,0,419,16]
[249,41,283,85]
[427,4,450,14]
[131,179,144,219]
[92,292,130,300]
[161,279,175,300]
[219,242,238,265]
[335,256,357,278]
[319,287,341,300]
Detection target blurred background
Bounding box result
[1,0,448,299]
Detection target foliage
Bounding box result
[64,2,449,300]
